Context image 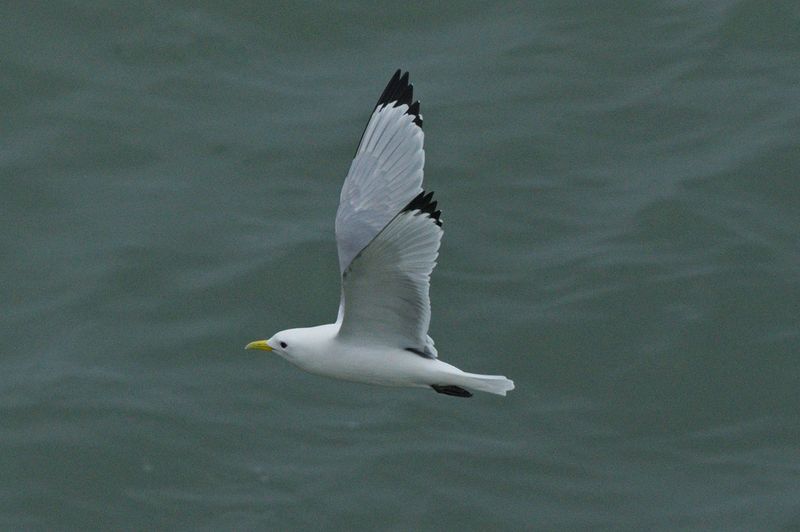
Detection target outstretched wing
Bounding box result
[335,70,425,275]
[337,192,442,357]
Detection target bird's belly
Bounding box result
[296,347,440,387]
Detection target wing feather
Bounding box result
[337,192,442,356]
[335,70,424,275]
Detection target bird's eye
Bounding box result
[280,341,287,348]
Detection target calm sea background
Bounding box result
[2,1,799,529]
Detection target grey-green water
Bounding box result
[3,1,800,529]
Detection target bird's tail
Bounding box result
[455,372,515,396]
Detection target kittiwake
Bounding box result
[246,70,515,398]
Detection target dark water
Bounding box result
[3,1,800,529]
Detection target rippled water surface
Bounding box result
[2,1,800,529]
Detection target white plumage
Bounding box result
[246,71,514,398]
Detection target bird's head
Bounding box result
[245,329,301,360]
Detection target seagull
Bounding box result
[246,70,514,398]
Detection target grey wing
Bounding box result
[335,70,425,275]
[337,192,442,357]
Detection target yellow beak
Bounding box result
[245,340,272,351]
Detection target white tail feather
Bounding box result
[456,372,515,396]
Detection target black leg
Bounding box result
[431,385,472,398]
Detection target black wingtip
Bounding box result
[402,190,443,227]
[405,347,436,359]
[375,69,423,129]
[408,101,423,127]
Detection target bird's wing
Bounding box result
[337,192,442,357]
[335,70,425,275]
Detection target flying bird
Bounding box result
[246,70,514,398]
